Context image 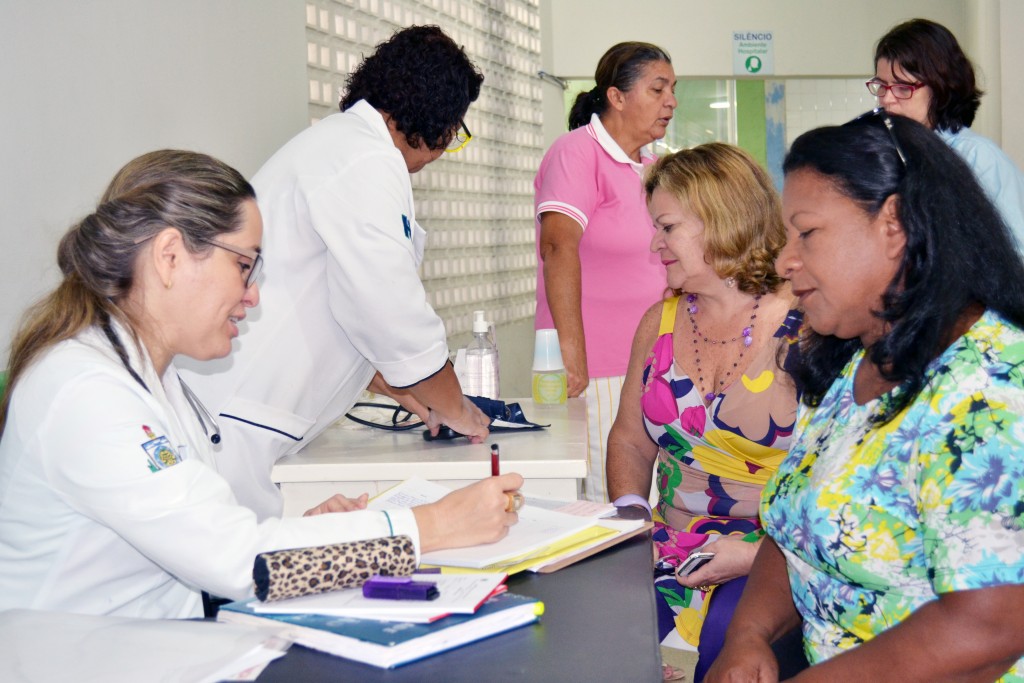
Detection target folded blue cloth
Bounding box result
[465,396,547,431]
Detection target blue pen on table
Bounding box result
[362,575,439,601]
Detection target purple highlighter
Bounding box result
[362,575,440,601]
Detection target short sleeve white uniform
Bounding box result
[180,100,449,519]
[0,323,419,619]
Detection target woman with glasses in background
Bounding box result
[0,150,523,619]
[180,25,495,521]
[533,42,677,503]
[706,112,1024,682]
[869,18,1024,248]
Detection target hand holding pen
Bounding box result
[491,443,524,513]
[412,467,524,553]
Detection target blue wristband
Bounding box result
[612,494,652,515]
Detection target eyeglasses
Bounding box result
[846,107,908,168]
[444,120,473,154]
[865,79,924,100]
[199,238,263,287]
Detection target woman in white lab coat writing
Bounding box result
[0,150,521,619]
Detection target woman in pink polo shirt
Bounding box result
[534,42,677,503]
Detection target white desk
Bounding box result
[271,398,587,517]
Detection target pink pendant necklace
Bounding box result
[686,293,761,403]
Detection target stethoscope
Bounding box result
[102,319,222,445]
[178,376,222,445]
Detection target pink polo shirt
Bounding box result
[534,114,666,378]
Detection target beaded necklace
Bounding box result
[686,293,762,403]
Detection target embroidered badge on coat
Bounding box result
[140,424,180,472]
[401,214,412,239]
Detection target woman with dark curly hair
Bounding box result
[870,18,1024,247]
[706,112,1024,682]
[181,25,497,521]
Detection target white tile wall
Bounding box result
[305,0,542,349]
[784,77,877,147]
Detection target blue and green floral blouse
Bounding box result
[763,310,1024,680]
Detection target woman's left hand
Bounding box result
[676,536,761,589]
[303,492,369,516]
[427,395,491,444]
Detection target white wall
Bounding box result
[543,0,1022,167]
[541,0,964,148]
[0,0,307,360]
[3,0,1022,374]
[547,1,965,78]
[999,0,1024,165]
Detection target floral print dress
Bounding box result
[642,295,801,645]
[762,310,1024,680]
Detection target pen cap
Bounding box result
[532,329,564,371]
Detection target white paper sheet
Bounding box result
[0,609,289,683]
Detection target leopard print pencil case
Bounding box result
[253,535,417,602]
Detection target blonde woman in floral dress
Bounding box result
[608,143,800,681]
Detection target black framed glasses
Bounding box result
[846,107,908,168]
[199,238,263,287]
[444,120,473,154]
[865,79,924,100]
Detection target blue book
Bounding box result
[216,591,543,669]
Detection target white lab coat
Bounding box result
[180,100,449,519]
[0,322,418,619]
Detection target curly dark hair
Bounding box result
[783,113,1024,424]
[874,19,982,132]
[340,25,484,150]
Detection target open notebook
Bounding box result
[368,478,650,573]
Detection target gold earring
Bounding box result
[165,280,172,290]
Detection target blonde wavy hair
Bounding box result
[643,142,785,296]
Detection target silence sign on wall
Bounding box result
[733,30,774,75]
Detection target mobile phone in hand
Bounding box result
[675,551,715,578]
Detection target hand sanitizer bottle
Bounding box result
[464,311,500,398]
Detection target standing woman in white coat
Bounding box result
[180,25,493,520]
[0,150,522,619]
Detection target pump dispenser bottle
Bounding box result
[464,311,500,398]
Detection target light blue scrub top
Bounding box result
[938,126,1024,253]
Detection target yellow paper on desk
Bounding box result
[368,478,649,574]
[422,525,617,574]
[368,478,595,569]
[423,518,648,575]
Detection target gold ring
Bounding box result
[504,491,524,513]
[697,584,714,593]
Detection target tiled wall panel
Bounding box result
[784,78,876,147]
